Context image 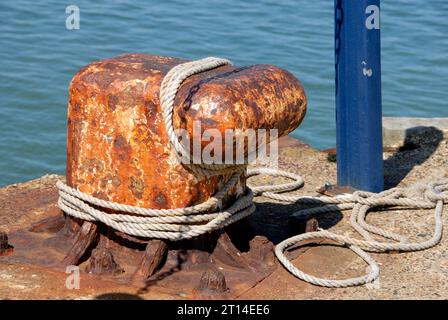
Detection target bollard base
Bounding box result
[2,187,276,299]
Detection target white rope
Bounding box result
[159,57,246,177]
[273,182,447,287]
[57,57,448,288]
[57,172,256,240]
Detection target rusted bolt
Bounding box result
[195,267,229,295]
[132,240,168,281]
[288,216,319,235]
[0,231,12,255]
[85,247,123,275]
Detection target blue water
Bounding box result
[0,1,447,187]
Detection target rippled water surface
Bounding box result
[0,0,447,186]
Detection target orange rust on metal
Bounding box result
[0,231,13,255]
[317,184,357,196]
[42,53,308,297]
[132,240,168,281]
[0,136,314,299]
[67,53,307,209]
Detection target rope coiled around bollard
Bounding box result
[57,57,448,288]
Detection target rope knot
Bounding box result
[351,191,376,205]
[424,185,448,203]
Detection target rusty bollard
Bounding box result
[62,53,307,294]
[66,53,306,211]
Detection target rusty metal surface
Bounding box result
[0,139,356,300]
[60,53,308,297]
[0,169,281,299]
[0,54,309,299]
[0,138,312,299]
[67,53,306,207]
[4,132,448,299]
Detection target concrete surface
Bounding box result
[1,135,448,299]
[383,117,448,148]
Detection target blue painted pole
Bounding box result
[335,0,384,192]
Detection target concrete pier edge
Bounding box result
[383,117,448,148]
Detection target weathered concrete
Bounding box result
[383,117,448,148]
[1,134,448,299]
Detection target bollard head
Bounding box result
[66,53,306,209]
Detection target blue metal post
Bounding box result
[335,0,384,192]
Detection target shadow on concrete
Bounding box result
[250,125,443,245]
[249,200,342,245]
[95,292,143,300]
[384,126,443,189]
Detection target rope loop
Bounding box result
[275,231,380,287]
[424,182,448,203]
[246,167,304,196]
[160,57,240,178]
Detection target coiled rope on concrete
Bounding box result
[272,180,447,287]
[57,57,448,288]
